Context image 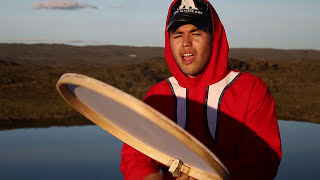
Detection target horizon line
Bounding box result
[1,42,319,51]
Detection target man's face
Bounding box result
[169,24,212,78]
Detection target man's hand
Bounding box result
[145,173,163,180]
[175,174,197,180]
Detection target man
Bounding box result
[120,0,282,179]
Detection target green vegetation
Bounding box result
[229,57,320,122]
[251,60,320,122]
[0,56,171,129]
[0,44,319,130]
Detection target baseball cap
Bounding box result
[167,0,212,32]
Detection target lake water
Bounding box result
[0,120,319,179]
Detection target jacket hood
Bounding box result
[165,0,230,88]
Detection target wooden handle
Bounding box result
[168,159,191,177]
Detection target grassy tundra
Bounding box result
[0,44,319,130]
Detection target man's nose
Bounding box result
[182,35,192,47]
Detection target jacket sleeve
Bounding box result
[120,143,160,180]
[224,78,282,180]
[120,92,160,180]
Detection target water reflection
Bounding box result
[275,120,320,179]
[0,126,123,179]
[0,120,319,179]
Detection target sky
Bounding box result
[0,0,319,50]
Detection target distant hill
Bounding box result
[0,43,164,66]
[0,43,319,66]
[0,43,319,129]
[229,48,320,61]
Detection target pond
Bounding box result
[0,120,319,179]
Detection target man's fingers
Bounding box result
[175,174,198,180]
[175,173,190,180]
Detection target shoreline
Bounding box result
[0,117,318,131]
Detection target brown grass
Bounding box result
[0,44,319,130]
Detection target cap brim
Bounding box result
[167,15,211,32]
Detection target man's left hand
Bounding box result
[175,174,197,180]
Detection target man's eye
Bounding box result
[173,35,182,38]
[192,33,201,36]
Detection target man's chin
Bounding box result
[181,69,198,78]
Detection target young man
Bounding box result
[120,0,282,179]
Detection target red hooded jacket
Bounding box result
[120,0,282,179]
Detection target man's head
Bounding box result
[169,24,212,78]
[167,0,213,78]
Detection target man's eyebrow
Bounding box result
[190,28,201,33]
[173,28,201,34]
[175,31,183,35]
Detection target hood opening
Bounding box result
[164,0,230,89]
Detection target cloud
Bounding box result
[107,5,125,9]
[2,39,104,45]
[32,0,97,10]
[4,38,48,43]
